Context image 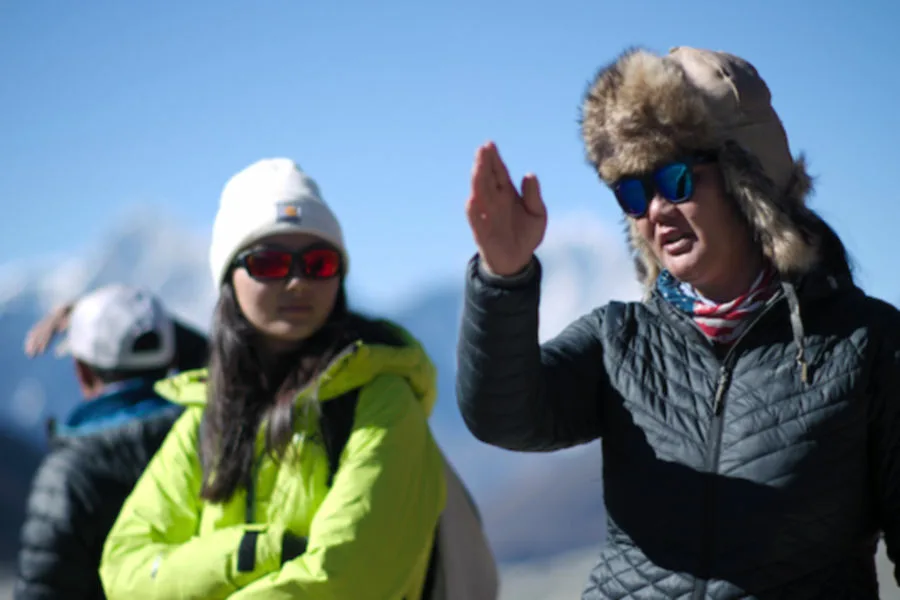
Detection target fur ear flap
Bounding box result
[718,142,820,277]
[625,218,659,298]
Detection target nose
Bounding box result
[283,272,308,291]
[645,192,674,222]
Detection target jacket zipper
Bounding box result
[691,294,784,600]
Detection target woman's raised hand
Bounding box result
[465,142,547,276]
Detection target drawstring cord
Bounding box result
[781,281,810,384]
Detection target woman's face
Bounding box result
[231,232,342,353]
[633,162,759,301]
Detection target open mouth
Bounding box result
[659,231,695,255]
[660,231,691,246]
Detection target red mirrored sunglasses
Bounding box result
[234,244,343,281]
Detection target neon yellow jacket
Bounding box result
[99,321,446,600]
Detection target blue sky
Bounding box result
[2,0,899,305]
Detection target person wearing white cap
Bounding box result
[15,284,208,600]
[99,158,496,600]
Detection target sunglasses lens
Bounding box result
[300,248,342,279]
[245,250,292,279]
[614,178,649,217]
[655,162,693,202]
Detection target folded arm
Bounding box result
[99,409,284,600]
[226,374,446,600]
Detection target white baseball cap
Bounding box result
[56,284,176,371]
[209,158,348,287]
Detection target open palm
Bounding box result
[465,142,547,276]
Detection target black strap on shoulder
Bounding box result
[318,389,361,487]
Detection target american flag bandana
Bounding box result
[656,265,779,345]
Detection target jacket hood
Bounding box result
[154,318,438,417]
[579,46,826,294]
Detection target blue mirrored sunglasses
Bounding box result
[612,152,717,218]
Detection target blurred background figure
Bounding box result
[14,284,208,600]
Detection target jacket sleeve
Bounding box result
[14,449,101,600]
[456,254,608,452]
[99,408,287,600]
[224,373,446,600]
[870,327,900,584]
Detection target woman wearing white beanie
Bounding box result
[98,158,447,599]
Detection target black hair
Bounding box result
[200,281,359,503]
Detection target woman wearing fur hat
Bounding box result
[98,158,446,599]
[457,46,900,598]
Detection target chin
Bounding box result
[661,253,706,284]
[265,323,318,344]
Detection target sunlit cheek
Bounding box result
[239,285,279,327]
[313,283,340,315]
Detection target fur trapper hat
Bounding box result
[580,46,822,291]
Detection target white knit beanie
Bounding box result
[209,158,348,287]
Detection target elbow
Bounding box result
[456,384,540,452]
[458,405,501,447]
[457,372,567,452]
[98,553,123,598]
[455,337,545,451]
[456,379,505,447]
[98,565,121,599]
[98,538,138,598]
[99,556,148,600]
[462,422,531,453]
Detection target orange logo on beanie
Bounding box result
[276,202,302,223]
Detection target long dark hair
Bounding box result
[200,280,354,503]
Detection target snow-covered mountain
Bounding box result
[0,206,641,564]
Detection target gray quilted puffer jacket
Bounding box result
[456,243,900,599]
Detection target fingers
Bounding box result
[470,144,494,208]
[24,335,36,357]
[521,173,547,218]
[467,142,509,230]
[485,142,516,198]
[23,305,71,358]
[24,326,47,357]
[471,141,518,199]
[467,149,491,229]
